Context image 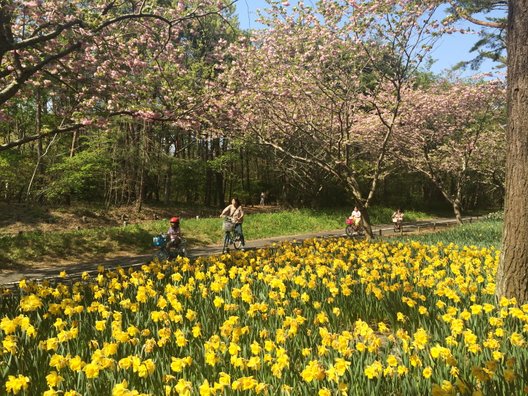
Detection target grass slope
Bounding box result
[0,207,431,265]
[394,219,503,249]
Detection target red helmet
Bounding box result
[170,216,180,223]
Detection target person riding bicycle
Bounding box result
[220,197,246,249]
[349,206,362,234]
[166,216,182,252]
[392,208,404,231]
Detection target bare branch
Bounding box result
[0,123,83,152]
[12,19,84,51]
[448,1,506,28]
[0,42,81,106]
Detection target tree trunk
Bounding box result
[204,135,212,206]
[164,163,172,205]
[136,168,144,213]
[453,182,463,224]
[245,147,250,193]
[453,199,463,225]
[27,90,43,201]
[135,122,147,213]
[214,138,225,207]
[357,200,374,239]
[496,0,528,303]
[70,129,78,157]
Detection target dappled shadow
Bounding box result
[0,203,57,228]
[1,254,153,285]
[0,216,478,286]
[0,253,27,271]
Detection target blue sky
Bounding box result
[234,0,505,77]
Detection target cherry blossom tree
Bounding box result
[0,0,240,206]
[222,0,442,236]
[394,80,506,223]
[0,0,233,151]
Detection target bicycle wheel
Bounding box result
[223,232,231,253]
[155,248,169,261]
[233,233,242,250]
[345,225,354,237]
[179,239,188,257]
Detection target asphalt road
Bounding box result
[0,217,474,287]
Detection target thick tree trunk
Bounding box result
[496,0,528,302]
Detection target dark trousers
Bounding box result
[234,223,245,246]
[166,237,181,250]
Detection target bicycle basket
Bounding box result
[346,218,354,225]
[223,221,234,232]
[152,235,166,247]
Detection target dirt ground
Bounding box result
[0,202,280,235]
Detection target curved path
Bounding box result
[0,217,476,287]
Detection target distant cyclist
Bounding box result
[349,206,362,234]
[392,208,404,231]
[220,197,246,250]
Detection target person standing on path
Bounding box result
[260,192,266,206]
[220,197,246,249]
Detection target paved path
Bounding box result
[0,216,475,287]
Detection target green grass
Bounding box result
[0,206,432,265]
[394,219,503,249]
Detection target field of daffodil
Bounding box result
[1,237,527,395]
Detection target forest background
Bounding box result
[0,0,507,232]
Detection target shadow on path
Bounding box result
[0,216,475,286]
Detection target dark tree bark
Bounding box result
[496,0,528,302]
[204,135,213,206]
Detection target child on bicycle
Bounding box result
[166,216,182,251]
[220,197,245,249]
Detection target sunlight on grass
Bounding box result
[395,219,503,249]
[0,206,437,263]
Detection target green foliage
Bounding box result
[0,151,33,200]
[448,1,506,71]
[170,158,207,202]
[207,151,238,173]
[43,148,110,201]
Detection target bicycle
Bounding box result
[393,218,403,232]
[345,217,364,238]
[152,234,187,261]
[392,210,404,233]
[222,216,243,253]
